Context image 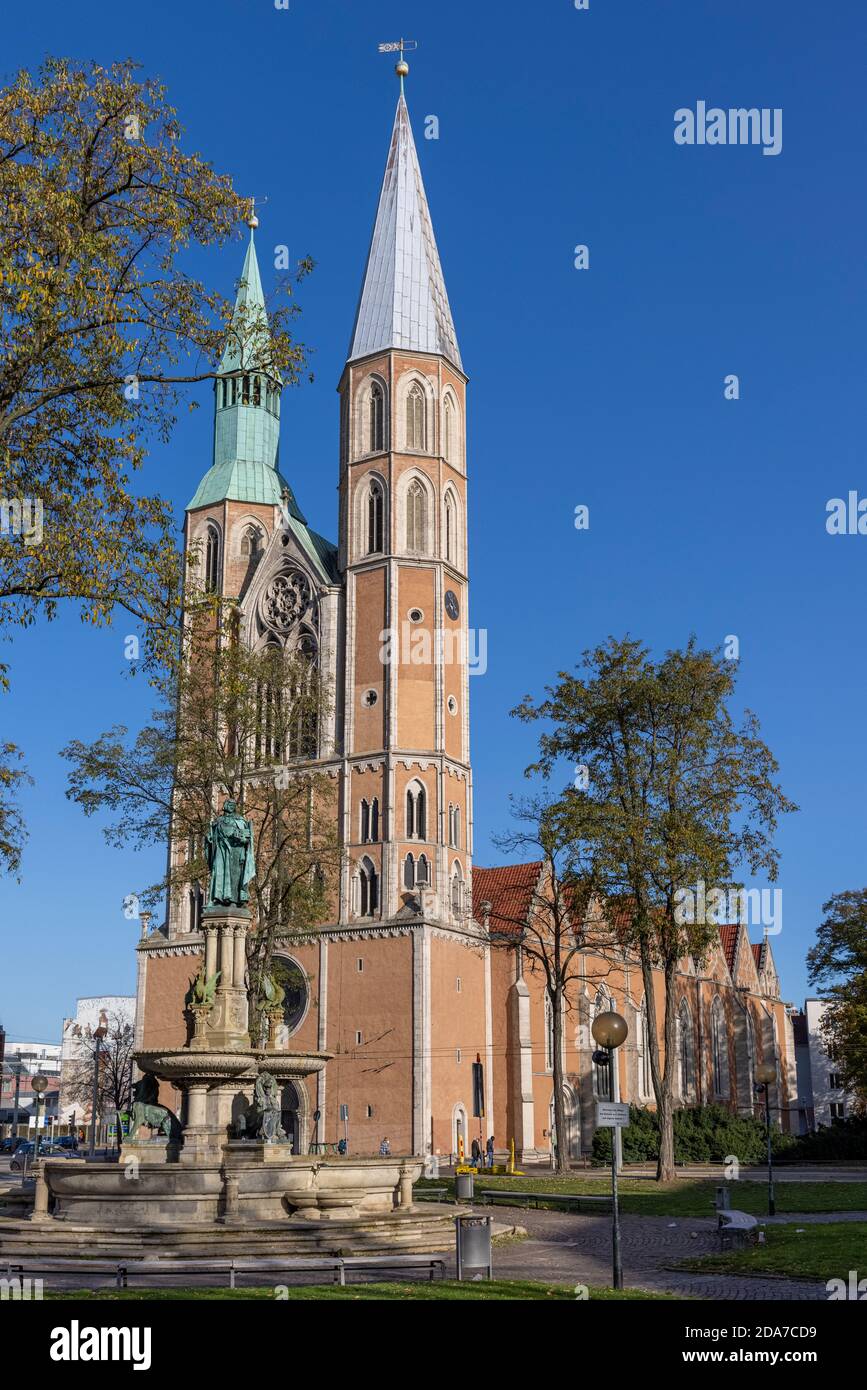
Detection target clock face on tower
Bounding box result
[444,589,459,620]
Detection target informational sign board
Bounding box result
[596,1101,630,1128]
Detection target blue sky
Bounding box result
[2,0,865,1041]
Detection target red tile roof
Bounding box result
[751,942,765,969]
[473,862,542,935]
[718,923,739,973]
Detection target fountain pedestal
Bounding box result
[192,908,251,1052]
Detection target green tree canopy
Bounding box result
[514,635,796,1179]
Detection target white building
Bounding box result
[792,998,854,1131]
[59,996,136,1122]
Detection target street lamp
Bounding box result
[30,1072,49,1166]
[591,1009,629,1290]
[88,1027,107,1159]
[754,1060,777,1217]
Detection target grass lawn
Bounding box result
[416,1175,867,1218]
[677,1221,867,1283]
[44,1280,677,1302]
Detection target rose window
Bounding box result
[262,570,312,633]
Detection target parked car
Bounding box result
[9,1141,78,1171]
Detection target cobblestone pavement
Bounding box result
[487,1208,847,1301]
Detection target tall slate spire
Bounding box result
[348,94,462,371]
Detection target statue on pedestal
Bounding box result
[205,799,256,909]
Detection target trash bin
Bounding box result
[716,1185,731,1211]
[455,1171,474,1202]
[455,1214,492,1280]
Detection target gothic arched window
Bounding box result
[255,640,283,767]
[406,382,426,451]
[220,379,228,408]
[678,999,694,1100]
[454,805,461,849]
[444,492,455,563]
[369,382,385,453]
[360,799,370,844]
[188,882,204,934]
[403,853,415,890]
[450,864,463,917]
[370,797,379,842]
[592,991,612,1099]
[359,856,378,917]
[367,478,384,554]
[712,996,729,1097]
[416,854,430,886]
[253,375,261,407]
[443,396,453,460]
[205,523,220,594]
[639,999,653,1100]
[240,525,263,562]
[288,634,318,758]
[406,781,427,840]
[406,480,427,553]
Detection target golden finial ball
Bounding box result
[395,60,409,78]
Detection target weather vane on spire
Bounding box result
[246,195,268,232]
[378,38,417,91]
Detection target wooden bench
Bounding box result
[717,1210,759,1251]
[478,1189,611,1213]
[412,1186,449,1201]
[4,1252,447,1290]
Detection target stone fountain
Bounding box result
[0,804,458,1260]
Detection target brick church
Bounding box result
[135,84,798,1159]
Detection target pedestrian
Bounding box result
[486,1135,494,1168]
[470,1137,481,1168]
[379,1136,391,1157]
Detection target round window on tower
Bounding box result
[447,696,458,716]
[361,688,378,709]
[408,608,424,623]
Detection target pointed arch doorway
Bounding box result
[549,1083,581,1162]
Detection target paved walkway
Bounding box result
[487,1207,854,1300]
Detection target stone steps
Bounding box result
[0,1207,459,1260]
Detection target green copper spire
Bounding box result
[188,212,302,516]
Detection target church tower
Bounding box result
[337,89,473,935]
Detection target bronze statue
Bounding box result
[204,799,256,908]
[128,1075,180,1142]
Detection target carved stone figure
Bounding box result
[189,967,220,1008]
[204,799,256,908]
[253,1070,285,1142]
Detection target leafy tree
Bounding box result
[486,797,617,1173]
[0,734,31,878]
[61,1010,135,1142]
[61,593,342,1039]
[807,889,867,1107]
[0,57,312,871]
[514,636,796,1181]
